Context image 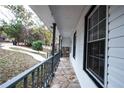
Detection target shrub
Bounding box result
[25,37,33,47]
[32,40,43,51]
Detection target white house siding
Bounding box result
[62,37,71,47]
[108,6,124,87]
[69,6,97,88]
[69,5,124,88]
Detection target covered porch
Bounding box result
[51,57,80,88]
[0,5,83,88]
[0,55,80,88]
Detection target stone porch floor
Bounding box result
[51,57,81,88]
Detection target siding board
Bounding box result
[109,6,124,22]
[108,5,124,87]
[109,25,124,39]
[108,48,124,59]
[109,37,124,47]
[109,6,122,14]
[108,57,124,71]
[108,76,124,88]
[109,14,124,31]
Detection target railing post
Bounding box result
[37,68,39,87]
[0,53,61,88]
[59,36,62,57]
[59,35,61,52]
[32,71,35,88]
[41,65,44,87]
[24,77,28,88]
[51,23,56,77]
[11,85,16,88]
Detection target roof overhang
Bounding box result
[30,5,85,38]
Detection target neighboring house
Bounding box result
[30,5,124,88]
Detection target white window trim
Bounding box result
[104,5,109,88]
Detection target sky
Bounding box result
[0,6,15,24]
[0,5,44,27]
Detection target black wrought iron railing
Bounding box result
[0,52,60,88]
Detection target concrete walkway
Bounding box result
[51,57,80,88]
[0,43,46,62]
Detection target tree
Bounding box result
[3,21,23,44]
[43,31,52,45]
[3,5,34,27]
[0,26,3,36]
[2,5,34,45]
[2,5,52,47]
[31,26,52,46]
[0,20,6,36]
[24,27,44,46]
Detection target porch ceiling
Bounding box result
[30,5,85,38]
[30,5,55,30]
[49,5,84,38]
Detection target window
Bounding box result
[86,6,106,86]
[73,31,76,59]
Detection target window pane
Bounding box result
[99,59,105,82]
[88,30,93,41]
[89,9,98,29]
[92,57,99,75]
[88,18,92,29]
[99,40,105,59]
[99,6,106,21]
[93,42,99,57]
[99,20,106,38]
[87,56,93,69]
[93,26,98,40]
[88,43,93,55]
[87,41,105,83]
[92,9,98,26]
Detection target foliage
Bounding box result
[31,27,44,40]
[1,5,52,47]
[3,21,22,42]
[4,5,33,27]
[0,20,6,36]
[32,40,43,51]
[2,5,34,43]
[0,27,3,35]
[43,31,52,45]
[25,36,34,47]
[30,26,52,46]
[25,27,52,46]
[0,26,4,33]
[24,27,43,46]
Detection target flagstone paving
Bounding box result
[51,57,80,88]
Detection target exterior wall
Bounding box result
[107,6,124,87]
[69,6,97,88]
[62,37,71,47]
[69,5,124,88]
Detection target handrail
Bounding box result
[0,52,60,88]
